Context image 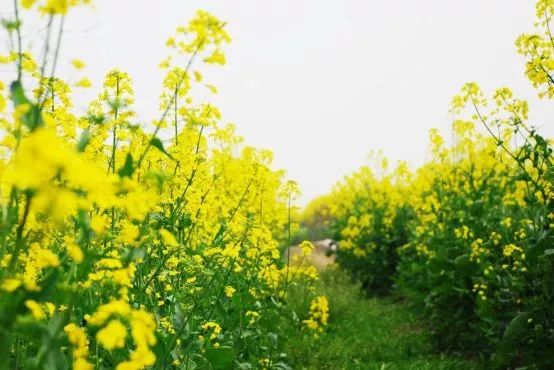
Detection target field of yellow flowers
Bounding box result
[2,0,554,369]
[0,1,329,369]
[303,0,553,368]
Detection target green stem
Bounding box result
[135,43,202,171]
[13,0,23,82]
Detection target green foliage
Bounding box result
[284,269,479,369]
[321,123,554,366]
[150,136,174,160]
[316,15,554,365]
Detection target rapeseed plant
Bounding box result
[0,1,327,368]
[307,0,553,366]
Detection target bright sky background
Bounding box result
[3,0,554,204]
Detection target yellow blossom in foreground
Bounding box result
[0,3,320,368]
[90,215,108,234]
[159,229,178,247]
[64,323,92,370]
[25,300,46,320]
[1,279,21,292]
[97,320,127,350]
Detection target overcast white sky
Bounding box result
[3,1,554,204]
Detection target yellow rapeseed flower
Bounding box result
[97,320,128,350]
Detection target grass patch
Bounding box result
[283,268,481,369]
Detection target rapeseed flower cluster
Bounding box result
[0,1,325,368]
[305,0,553,365]
[315,97,552,366]
[302,295,329,336]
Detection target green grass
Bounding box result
[283,268,480,370]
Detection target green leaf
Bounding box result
[191,354,210,369]
[268,332,278,348]
[77,129,91,152]
[453,254,469,267]
[151,137,174,160]
[493,312,531,367]
[273,362,293,370]
[10,80,30,106]
[172,304,190,339]
[118,153,134,178]
[528,229,554,263]
[86,112,105,126]
[10,80,43,131]
[453,253,477,276]
[1,19,21,33]
[235,362,253,370]
[205,346,234,370]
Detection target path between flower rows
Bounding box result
[284,245,479,370]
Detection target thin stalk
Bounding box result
[49,16,65,80]
[13,0,23,82]
[111,76,121,174]
[471,97,543,192]
[283,190,292,298]
[110,77,120,237]
[135,43,202,170]
[9,194,31,271]
[38,16,65,110]
[174,86,179,146]
[545,9,554,55]
[39,15,55,79]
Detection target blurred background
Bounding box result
[2,0,553,204]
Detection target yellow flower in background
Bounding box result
[38,0,92,15]
[299,240,314,255]
[303,296,329,334]
[224,285,236,298]
[21,0,36,9]
[203,50,226,65]
[75,78,92,88]
[503,244,523,257]
[71,59,86,69]
[202,321,222,340]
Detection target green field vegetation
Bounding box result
[285,269,479,370]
